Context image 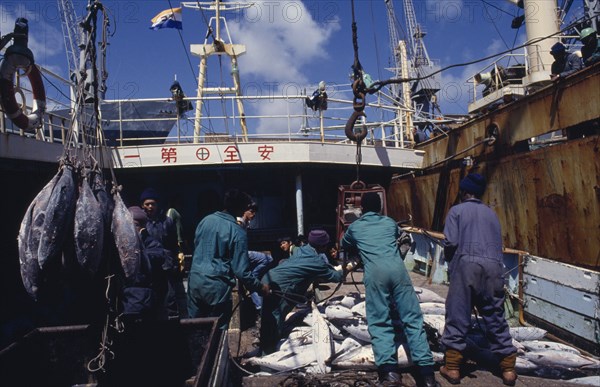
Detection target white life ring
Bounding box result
[0,53,46,131]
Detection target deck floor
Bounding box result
[235,271,597,387]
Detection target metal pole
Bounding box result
[320,109,324,143]
[194,55,207,143]
[295,173,304,237]
[118,100,123,147]
[177,113,181,144]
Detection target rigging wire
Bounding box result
[391,136,495,180]
[367,14,592,93]
[479,0,515,17]
[168,0,198,80]
[510,9,523,60]
[217,55,231,135]
[480,0,512,52]
[368,0,383,82]
[368,0,386,125]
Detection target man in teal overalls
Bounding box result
[260,229,343,354]
[187,189,269,329]
[341,192,439,387]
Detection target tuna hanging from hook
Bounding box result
[18,173,60,300]
[37,164,77,270]
[74,168,105,275]
[111,190,140,280]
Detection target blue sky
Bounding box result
[0,1,586,126]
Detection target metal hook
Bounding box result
[345,110,368,143]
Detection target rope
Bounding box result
[87,274,122,373]
[350,0,362,77]
[164,0,198,80]
[312,279,345,305]
[350,270,362,294]
[391,136,495,180]
[87,314,114,373]
[270,289,310,305]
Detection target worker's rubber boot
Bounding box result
[410,365,440,387]
[377,365,403,386]
[439,349,463,385]
[499,353,518,386]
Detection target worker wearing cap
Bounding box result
[549,42,583,81]
[440,174,517,386]
[341,192,438,387]
[187,189,269,330]
[579,27,600,66]
[259,229,343,354]
[139,188,180,319]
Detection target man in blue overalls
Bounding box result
[140,188,180,319]
[341,192,438,387]
[440,173,517,386]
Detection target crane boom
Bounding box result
[403,0,431,69]
[384,0,403,97]
[385,0,441,120]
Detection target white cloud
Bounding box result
[0,4,64,67]
[229,1,340,84]
[217,1,341,133]
[1,5,67,109]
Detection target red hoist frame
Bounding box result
[336,181,387,248]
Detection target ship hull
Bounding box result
[388,63,600,270]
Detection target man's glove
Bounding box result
[178,252,185,272]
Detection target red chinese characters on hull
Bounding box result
[223,146,240,162]
[161,148,177,163]
[258,145,274,160]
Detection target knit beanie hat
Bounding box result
[128,206,147,225]
[308,229,330,247]
[550,42,566,55]
[140,188,160,203]
[459,173,486,197]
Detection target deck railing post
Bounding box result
[319,109,324,143]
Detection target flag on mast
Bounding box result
[150,7,182,30]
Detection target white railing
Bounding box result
[1,63,467,151]
[2,85,417,150]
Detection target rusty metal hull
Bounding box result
[388,64,600,270]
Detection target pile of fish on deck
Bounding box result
[244,288,600,385]
[18,161,140,300]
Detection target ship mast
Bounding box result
[400,0,440,119]
[384,0,412,145]
[181,1,252,143]
[384,0,441,131]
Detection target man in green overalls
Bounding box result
[187,189,269,329]
[341,192,439,387]
[259,229,343,354]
